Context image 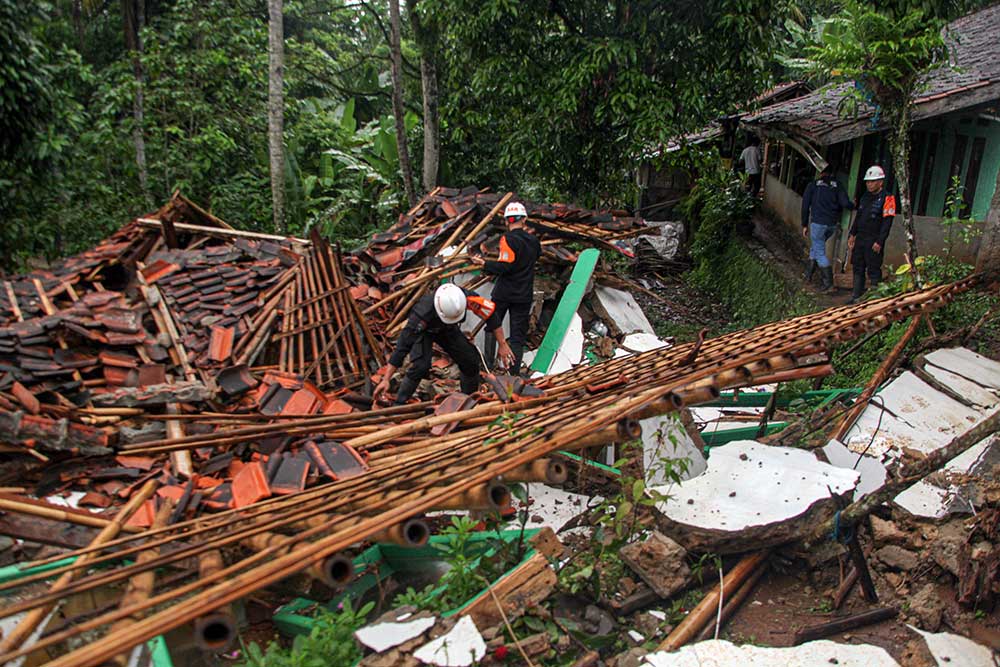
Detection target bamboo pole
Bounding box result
[0,496,143,534]
[657,552,769,652]
[0,479,157,653]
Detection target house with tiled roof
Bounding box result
[742,4,1000,266]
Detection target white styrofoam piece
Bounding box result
[908,625,995,666]
[614,332,671,358]
[628,630,645,642]
[594,285,655,335]
[922,364,1000,409]
[642,639,900,666]
[355,616,437,652]
[510,483,601,532]
[925,347,1000,391]
[641,415,707,485]
[894,436,997,518]
[414,615,486,666]
[822,439,887,499]
[651,441,859,532]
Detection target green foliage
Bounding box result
[829,256,997,386]
[239,598,373,667]
[425,0,791,204]
[557,439,685,600]
[682,170,814,328]
[940,175,981,255]
[789,1,948,112]
[0,1,54,159]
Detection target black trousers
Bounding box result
[851,239,884,290]
[486,300,531,373]
[395,328,480,403]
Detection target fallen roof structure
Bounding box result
[0,185,995,665]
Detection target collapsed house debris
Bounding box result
[0,187,998,666]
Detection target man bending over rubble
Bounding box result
[373,283,515,405]
[469,201,541,374]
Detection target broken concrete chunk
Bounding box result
[413,615,486,666]
[650,441,859,554]
[875,545,920,571]
[869,516,909,546]
[642,639,900,666]
[620,531,691,598]
[907,584,945,632]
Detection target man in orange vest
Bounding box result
[470,201,541,374]
[848,165,896,303]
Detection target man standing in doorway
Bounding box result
[848,165,896,303]
[801,164,854,292]
[470,201,541,375]
[739,137,763,196]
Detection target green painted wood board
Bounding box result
[530,248,600,374]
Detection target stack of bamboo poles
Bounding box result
[273,235,382,389]
[0,278,976,667]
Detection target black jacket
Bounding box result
[850,189,896,245]
[483,228,541,304]
[802,177,853,227]
[388,290,495,367]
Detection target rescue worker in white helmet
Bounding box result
[373,283,515,405]
[847,165,896,303]
[469,201,541,375]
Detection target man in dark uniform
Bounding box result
[801,165,854,292]
[470,201,541,375]
[848,165,896,303]
[373,283,515,405]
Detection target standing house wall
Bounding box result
[762,113,1000,269]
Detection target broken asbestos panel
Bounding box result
[355,613,436,653]
[907,625,995,666]
[642,639,899,666]
[524,312,583,376]
[650,441,859,554]
[592,285,654,336]
[893,434,1000,519]
[842,372,982,458]
[641,414,706,484]
[924,347,1000,391]
[413,615,486,667]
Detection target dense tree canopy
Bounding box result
[2,0,989,268]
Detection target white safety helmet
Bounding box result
[503,202,527,221]
[864,165,886,181]
[433,283,467,324]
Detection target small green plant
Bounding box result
[239,598,374,667]
[940,175,981,257]
[557,440,686,601]
[809,598,834,614]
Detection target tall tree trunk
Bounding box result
[407,0,440,191]
[890,106,917,267]
[975,164,1000,276]
[418,53,440,191]
[267,0,286,232]
[388,0,417,206]
[122,0,151,207]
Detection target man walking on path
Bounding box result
[738,137,763,196]
[848,165,896,303]
[801,165,854,292]
[470,201,541,375]
[373,284,515,405]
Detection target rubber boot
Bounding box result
[848,272,865,304]
[819,266,834,293]
[803,259,817,283]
